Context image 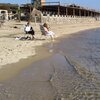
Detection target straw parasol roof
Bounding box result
[31,7,42,17]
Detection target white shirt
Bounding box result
[25,25,31,32]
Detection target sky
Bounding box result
[0,0,100,10]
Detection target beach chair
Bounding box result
[39,24,46,36]
[39,24,55,40]
[39,24,48,39]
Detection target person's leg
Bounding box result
[49,35,54,41]
[24,31,28,39]
[48,31,55,41]
[31,35,35,40]
[31,30,35,40]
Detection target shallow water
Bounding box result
[0,28,100,100]
[54,28,100,81]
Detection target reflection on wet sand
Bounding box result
[0,29,100,100]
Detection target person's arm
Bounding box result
[44,27,49,33]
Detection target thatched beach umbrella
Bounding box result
[31,7,42,23]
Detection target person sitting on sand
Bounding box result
[43,23,55,40]
[24,22,35,40]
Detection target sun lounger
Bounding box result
[39,24,55,41]
[39,24,46,36]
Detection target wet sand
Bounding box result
[0,28,100,100]
[0,46,52,81]
[0,21,100,67]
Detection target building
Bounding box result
[31,0,46,6]
[40,2,100,17]
[0,9,8,20]
[0,3,18,20]
[41,0,46,5]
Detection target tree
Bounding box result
[33,0,41,9]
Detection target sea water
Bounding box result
[0,28,100,100]
[52,28,100,80]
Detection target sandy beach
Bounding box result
[0,21,100,68]
[0,20,100,99]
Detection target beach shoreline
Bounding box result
[0,21,100,99]
[0,21,100,69]
[0,21,100,81]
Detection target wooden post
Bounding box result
[57,2,60,16]
[66,7,68,16]
[18,5,21,22]
[58,6,60,16]
[84,10,86,16]
[73,8,75,16]
[90,12,92,17]
[88,11,89,17]
[79,9,81,16]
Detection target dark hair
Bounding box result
[27,22,30,25]
[43,23,49,30]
